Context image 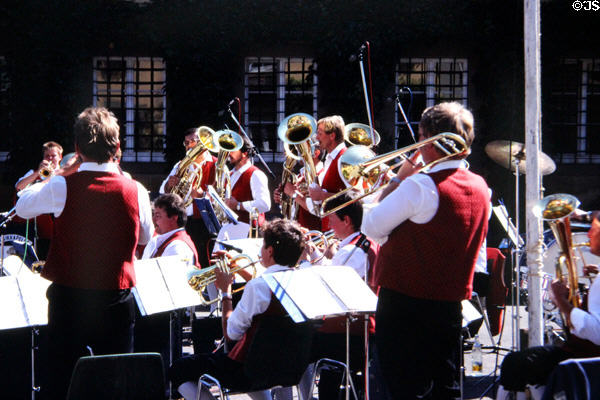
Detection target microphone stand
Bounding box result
[395,88,417,143]
[226,105,276,179]
[356,44,376,142]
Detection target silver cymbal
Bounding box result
[484,140,556,175]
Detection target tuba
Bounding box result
[278,113,319,218]
[171,126,218,207]
[212,129,243,224]
[321,132,468,216]
[533,194,582,310]
[344,122,381,148]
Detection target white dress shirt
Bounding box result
[15,162,154,245]
[308,232,369,279]
[361,159,468,245]
[570,275,600,345]
[141,227,195,263]
[318,142,347,186]
[226,264,290,341]
[230,162,271,214]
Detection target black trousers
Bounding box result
[375,288,462,400]
[41,283,135,400]
[499,345,572,391]
[186,217,215,269]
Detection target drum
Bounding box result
[543,232,599,278]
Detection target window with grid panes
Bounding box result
[547,59,600,164]
[0,57,10,161]
[244,57,317,162]
[394,58,468,148]
[93,57,166,162]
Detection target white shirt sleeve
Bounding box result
[330,244,368,279]
[226,277,273,341]
[15,176,67,218]
[240,170,271,214]
[569,277,600,345]
[15,170,35,189]
[136,182,154,245]
[159,162,179,194]
[361,174,438,245]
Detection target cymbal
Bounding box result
[484,140,556,175]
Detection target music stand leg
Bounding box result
[346,316,350,400]
[31,327,40,400]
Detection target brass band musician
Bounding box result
[305,115,348,230]
[223,135,270,226]
[160,127,218,268]
[362,102,490,399]
[169,219,305,400]
[15,107,154,400]
[497,216,600,399]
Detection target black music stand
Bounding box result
[133,256,205,398]
[0,262,51,400]
[263,265,378,400]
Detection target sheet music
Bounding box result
[217,222,251,241]
[0,272,50,330]
[133,256,204,316]
[263,265,377,323]
[157,256,204,309]
[0,276,29,329]
[493,204,524,247]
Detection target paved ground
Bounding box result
[189,305,533,400]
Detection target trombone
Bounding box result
[320,132,468,216]
[187,253,258,305]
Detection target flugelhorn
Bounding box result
[533,193,582,309]
[305,229,335,264]
[187,253,258,305]
[321,132,468,216]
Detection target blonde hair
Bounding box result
[317,115,345,143]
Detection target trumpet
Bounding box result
[39,164,55,180]
[187,253,258,305]
[321,132,468,216]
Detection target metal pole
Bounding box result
[524,0,545,347]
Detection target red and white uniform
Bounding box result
[229,163,270,224]
[15,162,154,290]
[141,227,199,267]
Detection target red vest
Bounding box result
[192,157,217,219]
[42,171,140,290]
[319,233,379,335]
[152,229,200,268]
[297,207,322,231]
[231,165,265,225]
[320,148,347,230]
[374,168,490,302]
[227,292,287,362]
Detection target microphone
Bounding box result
[215,240,243,253]
[348,43,367,62]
